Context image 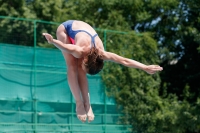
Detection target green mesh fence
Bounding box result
[0,16,131,133]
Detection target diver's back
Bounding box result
[72,20,97,35]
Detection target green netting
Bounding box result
[0,44,131,132]
[0,44,107,103]
[0,124,130,133]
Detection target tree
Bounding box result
[0,0,64,47]
[0,0,35,46]
[134,0,200,132]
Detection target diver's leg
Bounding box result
[56,24,87,122]
[77,59,95,122]
[64,54,87,122]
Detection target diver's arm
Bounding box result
[102,51,163,74]
[43,33,83,58]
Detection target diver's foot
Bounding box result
[84,102,95,123]
[76,101,87,123]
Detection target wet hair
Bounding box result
[83,47,104,75]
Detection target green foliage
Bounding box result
[134,0,200,101]
[132,0,200,132]
[0,0,35,46]
[0,0,31,17]
[29,0,65,22]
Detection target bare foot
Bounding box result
[76,101,87,123]
[84,102,94,123]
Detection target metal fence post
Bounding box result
[103,30,107,133]
[33,20,37,133]
[103,30,107,51]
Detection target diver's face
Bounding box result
[81,58,88,73]
[81,62,87,73]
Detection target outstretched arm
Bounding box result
[43,33,83,58]
[102,51,163,74]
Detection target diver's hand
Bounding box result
[42,33,54,44]
[144,65,163,74]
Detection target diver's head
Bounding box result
[82,47,104,75]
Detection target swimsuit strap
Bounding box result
[75,30,98,48]
[91,34,98,47]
